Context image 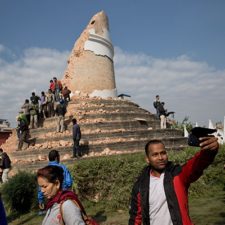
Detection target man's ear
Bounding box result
[145,156,150,164]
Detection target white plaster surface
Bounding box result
[84,28,114,60]
[90,88,117,98]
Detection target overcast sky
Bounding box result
[0,1,225,127]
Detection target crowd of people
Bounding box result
[0,90,222,224]
[16,77,72,151]
[0,135,221,225]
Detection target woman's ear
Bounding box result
[55,179,61,190]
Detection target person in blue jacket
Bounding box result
[0,194,7,225]
[37,150,73,212]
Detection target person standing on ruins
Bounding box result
[17,116,34,150]
[158,102,167,129]
[21,99,31,126]
[30,92,40,128]
[153,95,161,118]
[71,118,82,158]
[55,99,67,133]
[53,77,63,102]
[29,103,39,129]
[62,86,71,105]
[49,79,55,93]
[37,150,73,212]
[30,92,41,106]
[128,137,219,225]
[0,148,11,183]
[40,91,47,119]
[45,89,55,117]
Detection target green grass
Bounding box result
[8,211,43,225]
[190,190,225,225]
[8,192,225,225]
[7,145,225,224]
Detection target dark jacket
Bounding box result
[129,149,218,225]
[30,95,40,105]
[157,103,166,116]
[55,104,66,117]
[153,101,160,109]
[0,152,11,169]
[73,124,81,140]
[18,119,29,132]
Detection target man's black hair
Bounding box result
[145,139,165,156]
[48,150,60,162]
[32,92,35,96]
[50,80,53,82]
[72,118,77,124]
[156,95,159,98]
[25,99,29,103]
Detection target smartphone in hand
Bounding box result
[188,127,217,147]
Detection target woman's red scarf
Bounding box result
[46,190,85,212]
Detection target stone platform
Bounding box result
[5,97,187,173]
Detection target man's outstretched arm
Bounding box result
[180,136,219,185]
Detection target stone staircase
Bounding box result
[6,97,187,173]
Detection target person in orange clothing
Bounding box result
[53,77,63,102]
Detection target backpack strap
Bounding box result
[59,199,89,225]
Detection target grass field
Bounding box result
[8,182,225,225]
[6,145,225,225]
[7,191,225,225]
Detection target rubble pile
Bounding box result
[1,129,18,153]
[4,96,187,172]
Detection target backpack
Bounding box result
[60,199,99,225]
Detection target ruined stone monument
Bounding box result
[3,11,187,173]
[62,11,117,98]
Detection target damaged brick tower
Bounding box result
[62,11,117,98]
[5,11,187,173]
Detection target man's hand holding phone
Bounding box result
[199,136,219,151]
[188,127,218,150]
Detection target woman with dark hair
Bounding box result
[37,165,85,225]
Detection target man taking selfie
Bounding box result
[129,135,219,225]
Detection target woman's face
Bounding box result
[38,176,60,199]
